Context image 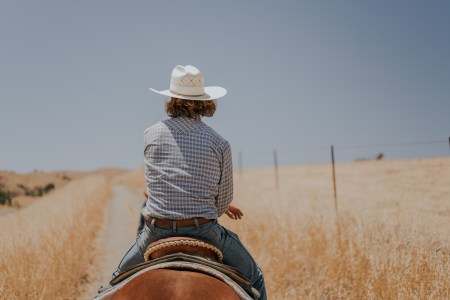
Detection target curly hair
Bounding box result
[165,98,217,119]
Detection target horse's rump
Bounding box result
[100,269,239,300]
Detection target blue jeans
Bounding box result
[113,220,267,299]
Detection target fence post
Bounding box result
[331,145,338,213]
[273,150,279,190]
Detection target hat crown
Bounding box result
[170,65,205,96]
[149,64,227,101]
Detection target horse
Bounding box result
[111,268,240,300]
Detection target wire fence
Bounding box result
[234,137,450,215]
[235,138,450,171]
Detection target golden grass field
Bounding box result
[224,157,450,299]
[0,175,111,299]
[1,157,449,299]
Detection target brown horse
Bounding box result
[111,268,240,300]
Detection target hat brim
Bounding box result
[149,86,227,101]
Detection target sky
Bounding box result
[1,0,449,173]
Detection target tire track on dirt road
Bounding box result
[80,185,144,299]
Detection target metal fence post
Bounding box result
[331,145,338,213]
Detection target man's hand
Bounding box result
[225,205,244,220]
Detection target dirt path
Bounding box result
[79,185,144,299]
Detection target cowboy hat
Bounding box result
[149,65,227,101]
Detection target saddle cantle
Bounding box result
[144,237,223,262]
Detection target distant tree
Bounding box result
[376,153,384,160]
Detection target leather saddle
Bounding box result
[102,253,257,300]
[110,237,250,287]
[105,237,258,299]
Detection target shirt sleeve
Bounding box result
[215,141,233,216]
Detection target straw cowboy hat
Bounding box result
[149,65,227,101]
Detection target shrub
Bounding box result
[16,183,55,197]
[0,188,12,206]
[44,183,55,193]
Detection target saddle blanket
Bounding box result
[94,261,259,300]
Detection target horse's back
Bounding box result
[112,269,240,300]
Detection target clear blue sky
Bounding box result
[1,1,449,173]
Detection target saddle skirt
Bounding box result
[95,237,260,300]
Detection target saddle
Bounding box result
[101,237,260,300]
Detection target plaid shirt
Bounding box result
[142,117,233,220]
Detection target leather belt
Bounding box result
[145,216,213,228]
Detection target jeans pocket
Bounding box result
[209,223,224,244]
[194,220,214,233]
[194,221,223,247]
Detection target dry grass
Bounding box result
[10,157,444,299]
[221,157,450,299]
[0,175,111,299]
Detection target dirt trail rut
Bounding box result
[80,185,144,299]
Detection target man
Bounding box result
[112,65,266,299]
